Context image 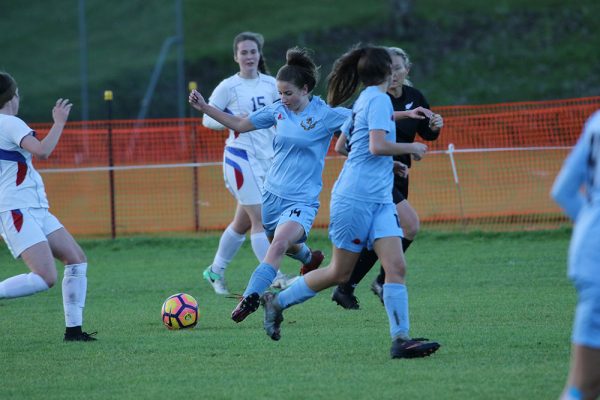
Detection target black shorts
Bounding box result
[392,176,409,204]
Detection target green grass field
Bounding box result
[0,229,574,399]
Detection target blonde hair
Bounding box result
[388,47,412,87]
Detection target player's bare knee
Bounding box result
[39,268,58,287]
[269,239,290,257]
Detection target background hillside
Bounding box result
[2,0,599,122]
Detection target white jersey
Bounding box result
[551,109,600,284]
[202,73,277,160]
[0,114,49,212]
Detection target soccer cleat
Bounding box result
[370,278,384,304]
[271,273,299,290]
[203,266,230,295]
[261,292,284,341]
[300,250,325,275]
[64,331,98,342]
[331,286,360,310]
[390,337,440,359]
[231,292,260,323]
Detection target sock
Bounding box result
[0,272,49,299]
[211,226,246,276]
[243,263,277,297]
[278,276,317,309]
[402,237,413,253]
[250,231,270,263]
[341,248,379,292]
[383,283,410,340]
[62,263,87,328]
[287,243,312,264]
[564,386,583,400]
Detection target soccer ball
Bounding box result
[161,293,199,330]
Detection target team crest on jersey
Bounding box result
[277,113,285,120]
[300,117,317,131]
[405,102,413,110]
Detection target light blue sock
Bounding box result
[286,244,312,264]
[383,283,410,340]
[278,276,317,309]
[243,263,277,297]
[565,386,583,400]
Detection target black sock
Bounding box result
[377,238,413,285]
[65,326,82,336]
[339,248,379,292]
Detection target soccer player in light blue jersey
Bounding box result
[552,110,600,400]
[259,45,440,359]
[190,47,350,323]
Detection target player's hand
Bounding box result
[393,161,408,177]
[413,106,434,119]
[411,142,427,161]
[428,113,444,131]
[52,99,72,125]
[188,89,207,111]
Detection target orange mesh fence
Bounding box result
[29,97,600,236]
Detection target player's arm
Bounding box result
[334,132,349,156]
[201,83,229,130]
[551,129,590,220]
[189,89,255,133]
[20,98,72,160]
[369,130,427,159]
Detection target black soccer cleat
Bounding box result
[331,286,360,310]
[231,292,260,323]
[64,331,98,342]
[390,337,440,359]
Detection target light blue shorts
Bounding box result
[328,194,403,253]
[261,191,319,243]
[572,279,600,348]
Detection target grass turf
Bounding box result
[0,229,574,399]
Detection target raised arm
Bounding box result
[20,98,72,160]
[189,89,255,133]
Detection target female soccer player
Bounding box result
[260,45,440,359]
[331,47,444,309]
[200,32,296,295]
[0,72,96,341]
[190,47,346,323]
[552,110,600,400]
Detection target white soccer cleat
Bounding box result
[271,273,299,290]
[203,266,230,295]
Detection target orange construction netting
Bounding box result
[29,96,600,236]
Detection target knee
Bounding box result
[268,239,290,257]
[39,268,58,288]
[64,250,87,266]
[403,219,420,240]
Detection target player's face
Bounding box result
[234,40,260,78]
[277,81,309,113]
[389,55,409,90]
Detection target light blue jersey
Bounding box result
[249,96,351,204]
[332,86,396,203]
[552,109,600,285]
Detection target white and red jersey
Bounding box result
[202,73,277,160]
[0,114,49,212]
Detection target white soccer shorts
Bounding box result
[0,207,63,258]
[223,146,270,205]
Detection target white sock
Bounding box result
[211,225,245,276]
[0,272,49,299]
[250,231,270,263]
[62,263,87,328]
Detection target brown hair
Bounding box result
[0,72,17,109]
[233,31,270,75]
[275,47,319,92]
[327,44,392,106]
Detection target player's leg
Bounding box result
[47,226,96,341]
[203,205,250,295]
[263,246,360,340]
[231,220,305,323]
[561,280,600,399]
[373,198,419,299]
[0,209,54,299]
